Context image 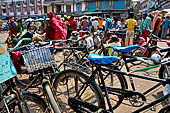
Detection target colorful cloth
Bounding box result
[105,18,112,30]
[104,42,121,56]
[81,19,88,29]
[9,18,18,38]
[46,11,66,40]
[18,21,23,36]
[0,44,17,83]
[98,19,104,28]
[139,16,152,34]
[141,30,148,42]
[68,18,77,31]
[125,19,137,31]
[161,19,170,29]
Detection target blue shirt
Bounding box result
[161,19,170,29]
[105,18,112,30]
[88,20,92,27]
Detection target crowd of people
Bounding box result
[1,11,170,47]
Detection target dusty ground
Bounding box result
[0,31,169,113]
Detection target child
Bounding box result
[104,35,121,56]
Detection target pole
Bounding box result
[73,0,74,13]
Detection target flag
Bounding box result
[5,3,9,16]
[34,0,38,14]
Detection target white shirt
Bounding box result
[102,21,106,27]
[92,20,98,29]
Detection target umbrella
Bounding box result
[25,18,34,22]
[162,9,170,13]
[38,18,44,21]
[165,12,170,17]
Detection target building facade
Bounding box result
[140,0,157,13]
[44,0,130,15]
[0,0,44,17]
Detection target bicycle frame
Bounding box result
[80,66,170,112]
[120,53,170,92]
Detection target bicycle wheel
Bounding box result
[130,48,143,65]
[16,72,42,89]
[158,105,170,113]
[159,63,170,85]
[0,91,48,113]
[53,69,106,112]
[22,91,49,113]
[63,50,92,74]
[98,68,127,110]
[43,82,61,113]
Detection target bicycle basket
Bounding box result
[22,46,56,73]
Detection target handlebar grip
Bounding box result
[125,58,138,63]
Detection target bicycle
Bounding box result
[53,51,170,112]
[11,45,61,113]
[131,32,170,57]
[0,44,48,113]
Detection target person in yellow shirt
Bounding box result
[98,17,103,30]
[125,12,137,46]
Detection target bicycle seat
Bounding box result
[113,45,139,53]
[160,47,170,53]
[88,53,119,65]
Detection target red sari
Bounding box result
[46,11,66,40]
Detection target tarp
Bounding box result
[0,43,17,84]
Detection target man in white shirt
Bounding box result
[92,18,98,32]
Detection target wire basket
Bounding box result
[22,46,56,73]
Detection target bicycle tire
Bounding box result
[43,82,61,113]
[130,49,143,65]
[15,72,42,89]
[22,91,49,112]
[158,63,170,85]
[53,69,106,112]
[99,67,127,110]
[0,91,48,113]
[158,105,170,113]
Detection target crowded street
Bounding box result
[0,0,170,113]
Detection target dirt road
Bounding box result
[0,31,169,113]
